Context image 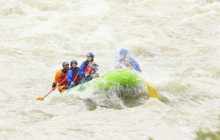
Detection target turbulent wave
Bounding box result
[0,0,220,139]
[71,81,148,109]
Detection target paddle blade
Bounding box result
[36,97,44,101]
[146,82,159,99]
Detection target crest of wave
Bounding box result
[73,81,148,109]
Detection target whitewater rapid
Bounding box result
[0,0,220,139]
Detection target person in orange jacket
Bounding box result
[52,61,69,92]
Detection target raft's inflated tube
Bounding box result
[67,69,144,92]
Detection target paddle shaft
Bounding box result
[67,71,79,91]
[39,77,67,99]
[79,67,92,90]
[79,76,87,90]
[42,90,54,99]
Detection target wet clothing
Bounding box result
[67,67,83,86]
[58,85,68,92]
[52,69,69,92]
[79,61,99,81]
[119,57,141,72]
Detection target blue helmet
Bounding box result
[86,52,94,58]
[120,48,128,54]
[70,60,77,65]
[62,61,69,66]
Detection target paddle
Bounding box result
[67,71,79,92]
[79,66,93,90]
[79,76,87,90]
[36,78,67,101]
[36,90,54,101]
[146,82,159,99]
[130,70,159,99]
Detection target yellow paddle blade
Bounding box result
[36,97,44,101]
[146,82,159,99]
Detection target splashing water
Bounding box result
[0,0,220,139]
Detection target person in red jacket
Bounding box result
[52,61,69,92]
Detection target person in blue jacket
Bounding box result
[117,48,141,72]
[79,52,99,81]
[67,60,83,87]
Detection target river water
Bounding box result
[0,0,220,139]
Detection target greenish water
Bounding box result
[195,129,220,140]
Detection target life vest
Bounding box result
[58,69,68,86]
[124,61,132,68]
[84,63,97,75]
[120,57,132,69]
[71,68,82,83]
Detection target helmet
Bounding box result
[86,52,94,58]
[70,60,77,65]
[62,61,69,66]
[120,48,128,54]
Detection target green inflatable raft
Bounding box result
[66,69,146,93]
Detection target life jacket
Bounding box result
[84,63,97,75]
[124,61,132,68]
[58,69,68,86]
[120,57,132,69]
[71,68,82,83]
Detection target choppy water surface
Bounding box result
[0,0,220,139]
